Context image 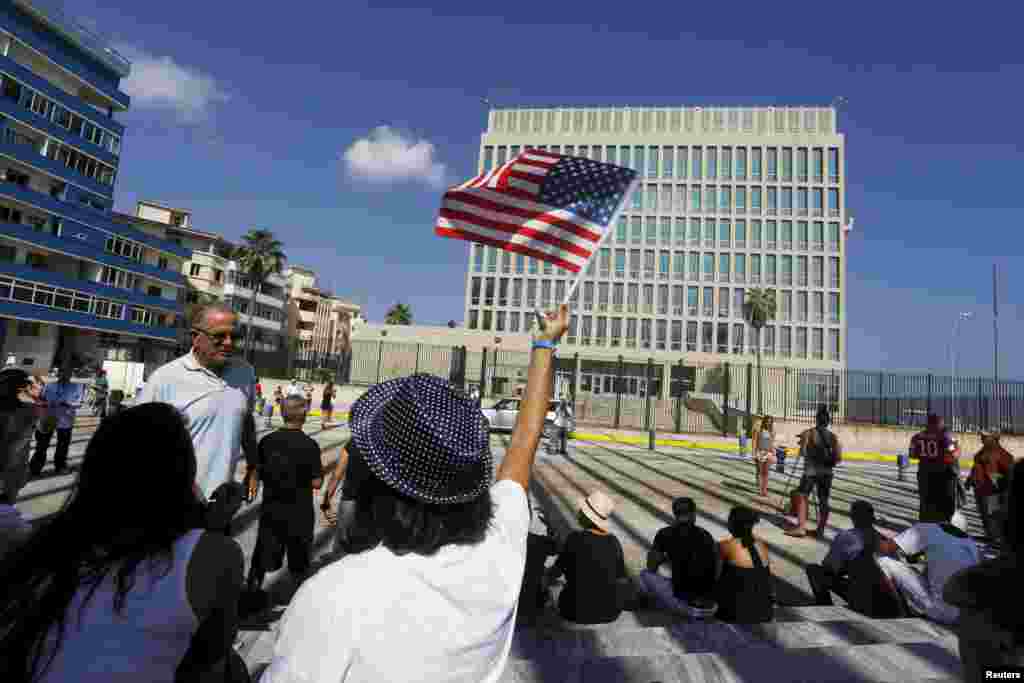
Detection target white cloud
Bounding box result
[117,45,230,124]
[343,126,447,188]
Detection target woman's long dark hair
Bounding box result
[728,506,760,551]
[0,403,203,682]
[0,368,32,411]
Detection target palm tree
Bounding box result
[232,229,286,362]
[743,288,777,417]
[385,303,412,325]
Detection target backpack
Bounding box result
[807,427,838,468]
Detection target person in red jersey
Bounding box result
[911,414,961,523]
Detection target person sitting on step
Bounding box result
[876,509,981,626]
[517,503,562,621]
[637,497,718,616]
[547,490,630,625]
[715,506,775,623]
[805,500,905,617]
[945,458,1024,682]
[785,405,842,538]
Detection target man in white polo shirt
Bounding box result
[139,303,256,500]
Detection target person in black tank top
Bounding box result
[715,506,774,623]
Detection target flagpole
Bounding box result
[534,178,640,331]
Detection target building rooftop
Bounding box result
[13,0,130,77]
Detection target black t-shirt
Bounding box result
[518,533,560,614]
[341,448,373,500]
[652,523,718,601]
[257,429,323,506]
[555,530,626,624]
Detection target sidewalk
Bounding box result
[569,425,977,472]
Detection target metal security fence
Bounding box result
[341,340,1024,436]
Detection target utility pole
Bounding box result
[994,264,1000,430]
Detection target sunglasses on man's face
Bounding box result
[192,328,240,344]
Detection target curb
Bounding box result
[569,431,974,473]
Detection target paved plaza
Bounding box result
[16,418,982,681]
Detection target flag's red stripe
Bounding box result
[434,227,581,272]
[444,189,602,242]
[438,207,594,259]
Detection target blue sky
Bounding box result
[71,0,1021,377]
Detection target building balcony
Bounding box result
[0,50,126,131]
[0,180,188,260]
[1,260,181,313]
[0,135,112,199]
[0,95,118,167]
[1,221,185,289]
[0,296,175,341]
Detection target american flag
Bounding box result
[436,150,638,273]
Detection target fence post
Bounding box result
[376,341,384,384]
[784,367,789,421]
[414,344,421,375]
[723,362,731,436]
[745,362,753,432]
[571,353,579,411]
[614,355,624,429]
[647,357,655,451]
[927,373,933,417]
[479,347,488,404]
[979,377,985,432]
[674,359,683,434]
[878,371,885,426]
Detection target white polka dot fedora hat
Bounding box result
[349,373,493,505]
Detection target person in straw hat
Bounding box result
[260,305,569,683]
[546,489,629,624]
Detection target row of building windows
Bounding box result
[483,144,841,184]
[189,262,223,283]
[43,137,116,186]
[226,296,285,323]
[619,184,841,216]
[0,275,173,328]
[0,75,122,155]
[471,282,842,324]
[2,119,117,187]
[225,271,286,300]
[491,107,833,138]
[471,252,842,292]
[610,218,841,249]
[467,310,842,360]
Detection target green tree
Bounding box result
[232,229,286,362]
[384,303,412,325]
[743,288,777,416]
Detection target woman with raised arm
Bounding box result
[262,306,569,683]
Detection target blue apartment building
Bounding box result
[0,0,189,372]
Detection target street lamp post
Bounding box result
[950,311,973,432]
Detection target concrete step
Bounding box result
[499,641,964,683]
[511,616,955,661]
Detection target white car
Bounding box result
[481,398,576,433]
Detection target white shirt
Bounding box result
[38,530,203,683]
[894,523,980,616]
[138,352,255,499]
[262,479,530,683]
[285,383,301,397]
[43,381,83,430]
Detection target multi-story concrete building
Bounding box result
[0,1,189,371]
[463,105,852,401]
[118,201,288,356]
[284,265,360,374]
